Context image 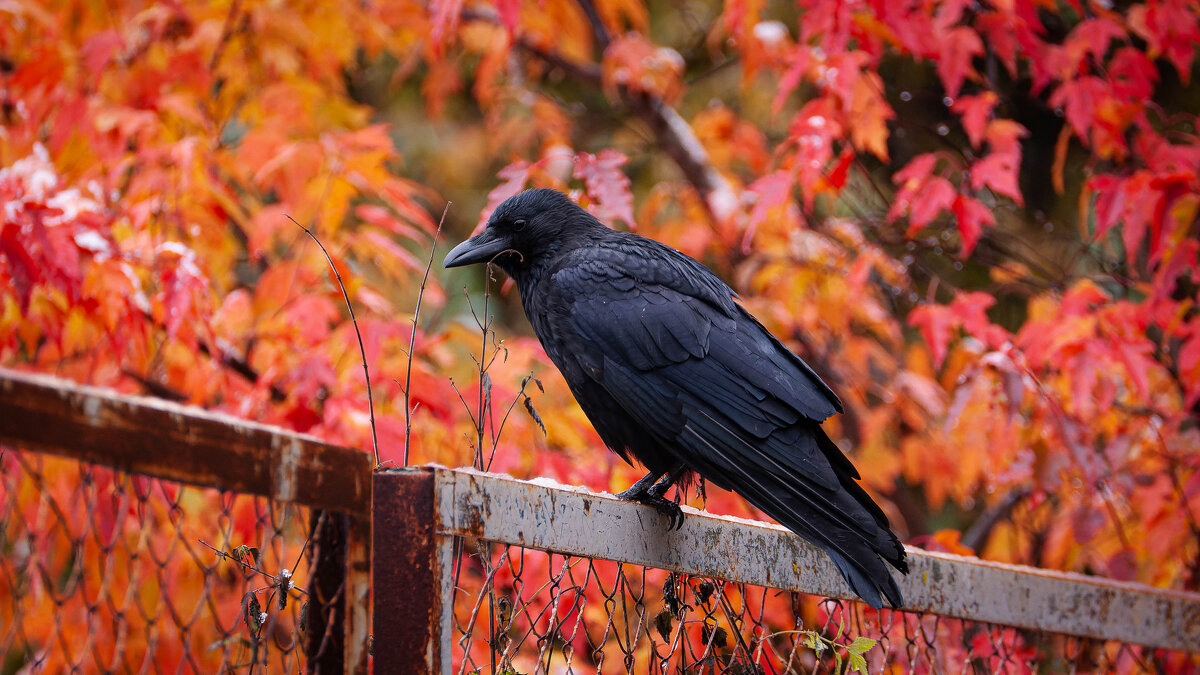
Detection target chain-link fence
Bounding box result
[0,448,316,672]
[0,369,371,674]
[5,369,1199,674]
[374,467,1200,675]
[449,546,1193,673]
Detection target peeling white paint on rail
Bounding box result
[273,436,302,502]
[426,466,1200,653]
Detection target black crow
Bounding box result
[444,188,907,608]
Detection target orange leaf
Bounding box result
[601,33,685,103]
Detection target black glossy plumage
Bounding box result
[444,188,908,608]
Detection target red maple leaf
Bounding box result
[574,150,636,228]
[1128,0,1200,84]
[887,153,956,231]
[495,0,521,35]
[970,152,1022,205]
[1062,18,1127,74]
[908,176,956,234]
[909,304,955,368]
[478,161,532,231]
[746,170,794,235]
[1108,47,1158,101]
[952,194,995,258]
[936,26,983,99]
[952,92,997,149]
[429,0,464,51]
[969,120,1027,205]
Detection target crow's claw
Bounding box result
[645,494,685,530]
[616,465,687,530]
[615,488,685,530]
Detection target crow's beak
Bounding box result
[443,229,511,268]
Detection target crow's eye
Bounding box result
[513,218,527,231]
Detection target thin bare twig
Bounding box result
[198,540,309,597]
[290,214,380,466]
[404,204,449,466]
[208,0,243,72]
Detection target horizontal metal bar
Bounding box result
[0,368,371,515]
[422,465,1200,653]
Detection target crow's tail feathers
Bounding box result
[678,417,908,610]
[824,545,905,610]
[736,471,907,610]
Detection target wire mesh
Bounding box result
[449,541,1200,674]
[0,446,328,673]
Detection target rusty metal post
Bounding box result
[373,468,453,674]
[306,510,347,673]
[344,513,371,674]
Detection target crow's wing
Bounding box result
[549,243,906,608]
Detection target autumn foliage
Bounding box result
[2,0,1199,670]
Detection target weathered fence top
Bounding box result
[380,465,1200,653]
[0,367,371,515]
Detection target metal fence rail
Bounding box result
[0,368,372,673]
[373,467,1200,674]
[6,368,1200,673]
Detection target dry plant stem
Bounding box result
[289,214,380,467]
[477,275,491,470]
[197,540,309,597]
[476,276,499,674]
[404,203,449,466]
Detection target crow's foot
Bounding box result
[616,465,687,530]
[615,470,660,501]
[645,493,685,530]
[616,489,684,529]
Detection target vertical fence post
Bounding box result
[304,509,370,675]
[373,468,453,674]
[344,512,372,674]
[305,510,347,673]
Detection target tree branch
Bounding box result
[473,13,737,223]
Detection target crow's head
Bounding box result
[444,189,602,276]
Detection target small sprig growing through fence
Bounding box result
[199,539,311,672]
[449,266,548,471]
[447,261,550,674]
[755,623,877,674]
[798,631,877,674]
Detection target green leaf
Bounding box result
[847,652,869,674]
[847,636,876,655]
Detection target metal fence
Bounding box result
[5,368,1200,674]
[374,468,1200,674]
[0,369,371,674]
